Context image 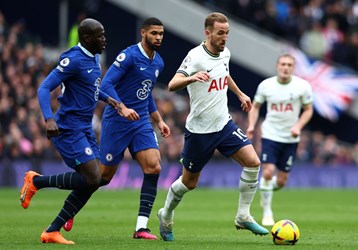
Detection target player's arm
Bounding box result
[148,94,170,138]
[227,75,251,112]
[168,71,210,91]
[247,101,262,140]
[37,72,63,137]
[100,61,139,120]
[291,103,313,138]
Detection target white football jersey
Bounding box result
[254,75,313,143]
[177,42,231,133]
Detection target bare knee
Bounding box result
[141,158,161,174]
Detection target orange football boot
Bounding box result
[40,230,75,244]
[19,171,40,209]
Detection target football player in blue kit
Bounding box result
[98,17,170,240]
[19,18,120,244]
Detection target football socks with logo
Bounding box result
[135,174,159,230]
[236,167,259,219]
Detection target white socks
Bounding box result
[236,167,259,219]
[259,175,277,217]
[135,216,149,231]
[162,176,189,221]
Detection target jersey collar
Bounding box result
[202,41,220,58]
[137,42,156,60]
[78,43,95,57]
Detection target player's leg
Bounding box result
[158,129,210,241]
[158,168,199,241]
[39,130,100,244]
[260,140,297,226]
[220,122,267,235]
[45,159,100,231]
[260,162,276,226]
[20,130,99,209]
[132,148,161,240]
[230,144,268,235]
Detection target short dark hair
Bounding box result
[142,17,163,29]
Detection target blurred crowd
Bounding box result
[195,0,358,70]
[0,9,357,167]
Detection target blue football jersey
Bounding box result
[38,45,102,130]
[100,42,164,123]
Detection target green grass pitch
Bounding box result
[0,188,357,249]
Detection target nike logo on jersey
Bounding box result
[87,69,93,73]
[207,68,213,73]
[140,67,147,70]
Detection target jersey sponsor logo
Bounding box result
[207,68,213,73]
[208,76,228,92]
[94,78,101,101]
[271,103,293,112]
[60,58,70,67]
[155,69,159,78]
[140,67,147,70]
[137,80,152,100]
[87,69,93,73]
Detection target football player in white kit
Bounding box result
[246,53,313,226]
[157,12,269,241]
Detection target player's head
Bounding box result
[276,53,295,83]
[78,18,106,55]
[141,17,164,52]
[204,12,229,54]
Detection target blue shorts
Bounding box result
[181,119,251,173]
[261,138,298,173]
[51,128,99,169]
[99,120,158,165]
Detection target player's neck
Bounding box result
[277,76,291,84]
[203,41,219,56]
[141,42,155,59]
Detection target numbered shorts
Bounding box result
[261,138,298,172]
[181,119,251,173]
[100,120,159,165]
[51,128,99,169]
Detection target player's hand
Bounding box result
[45,118,60,138]
[117,102,140,121]
[238,93,252,112]
[107,97,120,110]
[157,120,171,138]
[246,127,254,140]
[290,126,301,138]
[191,71,210,83]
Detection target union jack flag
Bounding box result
[286,47,358,122]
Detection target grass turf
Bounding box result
[0,188,357,249]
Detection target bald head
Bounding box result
[77,18,106,55]
[78,18,103,37]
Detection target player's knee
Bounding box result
[143,159,161,174]
[276,178,287,188]
[245,158,261,168]
[86,175,101,191]
[183,181,197,190]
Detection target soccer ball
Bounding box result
[270,219,300,245]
